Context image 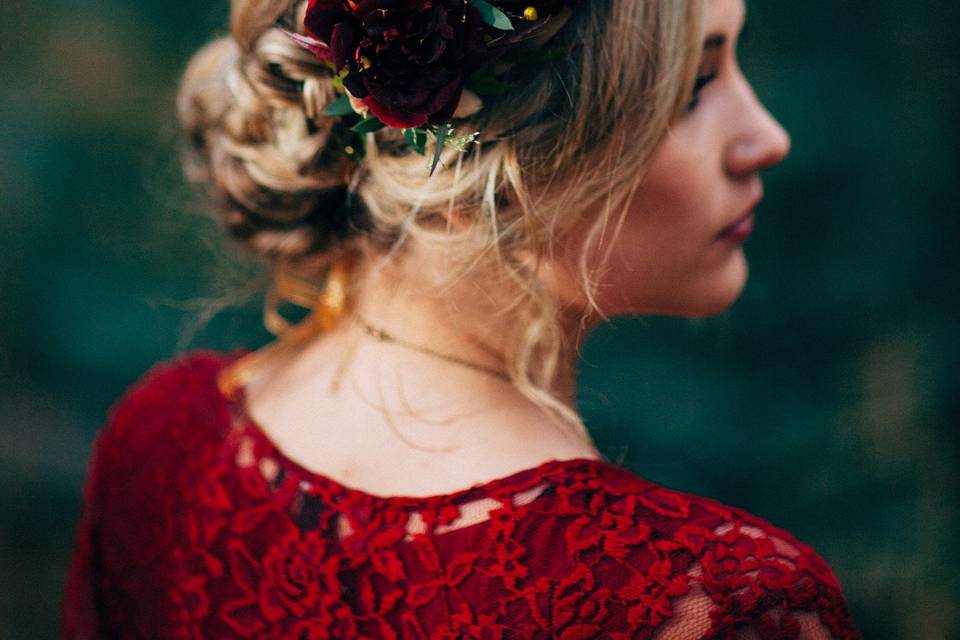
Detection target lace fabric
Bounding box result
[62,350,861,639]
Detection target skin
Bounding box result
[242,0,791,497]
[554,0,790,321]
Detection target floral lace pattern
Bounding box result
[63,351,860,639]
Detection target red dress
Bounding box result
[62,350,861,639]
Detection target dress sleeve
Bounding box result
[60,350,237,639]
[61,427,109,639]
[648,517,860,640]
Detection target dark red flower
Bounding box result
[304,0,491,128]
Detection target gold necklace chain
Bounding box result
[355,316,511,383]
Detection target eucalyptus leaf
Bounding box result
[501,45,565,66]
[429,124,450,176]
[466,69,514,97]
[468,0,514,31]
[322,94,356,117]
[350,117,387,134]
[404,128,427,155]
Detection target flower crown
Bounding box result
[285,0,583,175]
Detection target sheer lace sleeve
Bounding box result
[648,517,858,640]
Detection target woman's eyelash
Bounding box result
[686,71,718,111]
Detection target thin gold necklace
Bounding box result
[355,316,511,383]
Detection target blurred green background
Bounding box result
[2,0,957,637]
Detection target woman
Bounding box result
[63,0,861,637]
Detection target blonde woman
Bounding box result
[63,0,861,637]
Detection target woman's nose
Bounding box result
[725,81,791,177]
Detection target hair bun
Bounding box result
[178,16,369,262]
[221,180,368,258]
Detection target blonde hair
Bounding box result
[177,0,707,442]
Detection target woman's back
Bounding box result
[63,351,860,639]
[234,317,601,498]
[63,0,862,636]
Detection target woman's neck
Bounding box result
[237,257,603,497]
[349,259,586,411]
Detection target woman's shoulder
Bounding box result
[89,349,246,481]
[534,460,859,637]
[557,459,850,592]
[107,348,241,428]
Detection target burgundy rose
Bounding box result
[304,0,492,128]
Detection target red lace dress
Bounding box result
[62,350,861,639]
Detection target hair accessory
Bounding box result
[285,0,582,175]
[217,255,357,399]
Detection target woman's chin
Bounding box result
[682,250,750,317]
[626,250,750,319]
[572,250,751,321]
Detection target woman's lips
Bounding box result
[718,190,763,242]
[718,211,755,242]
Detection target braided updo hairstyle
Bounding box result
[178,1,371,260]
[178,0,706,439]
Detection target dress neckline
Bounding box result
[218,351,611,508]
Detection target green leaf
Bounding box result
[331,66,349,89]
[348,137,367,160]
[429,123,450,176]
[403,128,427,155]
[501,45,565,65]
[465,68,514,97]
[468,0,514,31]
[322,94,356,117]
[350,117,387,134]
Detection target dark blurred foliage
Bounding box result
[1,0,957,637]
